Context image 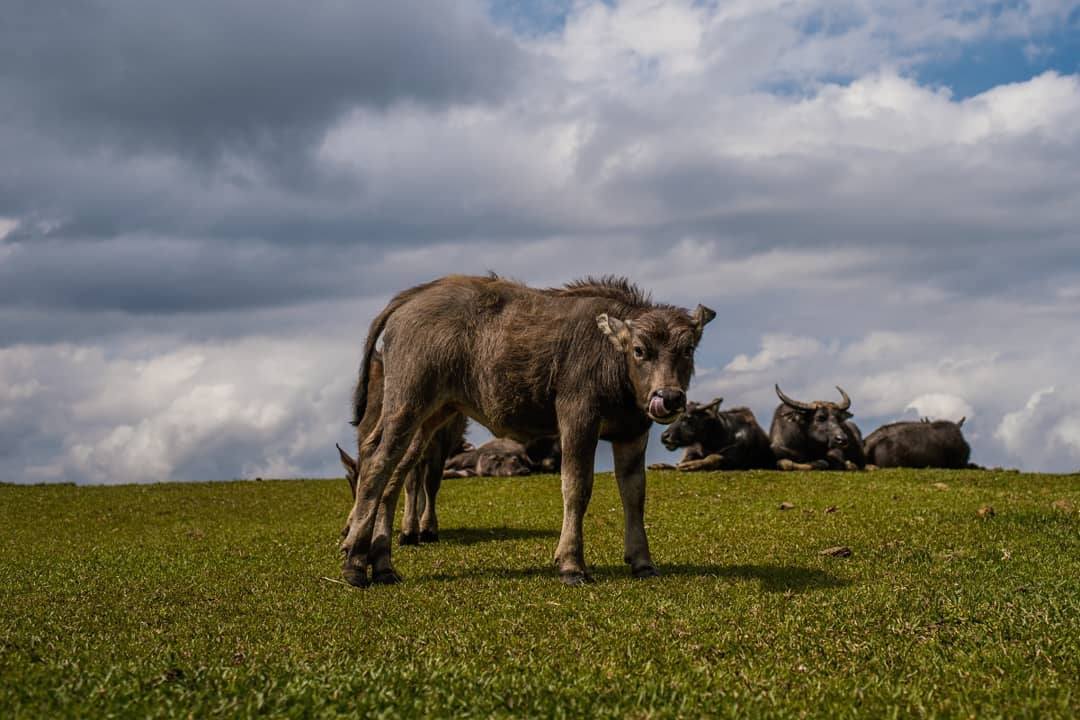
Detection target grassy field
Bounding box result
[1,469,1078,719]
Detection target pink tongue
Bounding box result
[649,396,668,417]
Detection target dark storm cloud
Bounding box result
[0,236,361,314]
[0,0,523,160]
[0,0,534,326]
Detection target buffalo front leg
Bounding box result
[773,444,827,471]
[612,432,657,579]
[553,413,599,585]
[677,453,727,472]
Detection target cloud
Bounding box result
[992,386,1080,471]
[905,394,974,422]
[726,335,824,373]
[4,337,357,485]
[2,1,1080,481]
[0,0,523,161]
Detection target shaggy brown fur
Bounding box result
[341,274,714,586]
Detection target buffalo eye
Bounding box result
[633,345,646,360]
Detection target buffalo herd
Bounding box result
[337,274,978,586]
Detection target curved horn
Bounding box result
[775,384,814,412]
[704,397,723,411]
[835,386,851,411]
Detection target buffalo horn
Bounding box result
[775,385,814,412]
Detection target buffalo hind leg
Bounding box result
[340,406,429,587]
[365,407,456,583]
[553,410,600,585]
[613,432,657,579]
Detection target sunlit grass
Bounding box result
[2,469,1078,718]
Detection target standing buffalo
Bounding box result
[864,418,971,468]
[769,385,866,470]
[341,274,715,586]
[338,350,468,546]
[658,398,774,470]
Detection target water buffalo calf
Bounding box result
[770,385,866,470]
[658,398,774,471]
[863,418,971,468]
[341,274,715,586]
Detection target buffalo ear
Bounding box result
[596,313,632,350]
[337,443,358,498]
[692,304,716,340]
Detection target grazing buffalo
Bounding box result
[341,274,715,586]
[864,417,971,469]
[444,438,534,477]
[658,398,774,471]
[769,385,866,470]
[338,351,468,546]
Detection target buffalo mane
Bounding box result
[552,275,654,308]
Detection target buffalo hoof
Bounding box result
[559,570,594,586]
[341,564,370,588]
[371,569,402,585]
[398,532,420,546]
[632,565,660,579]
[419,530,440,544]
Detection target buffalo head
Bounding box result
[775,385,854,450]
[597,304,716,424]
[660,397,722,450]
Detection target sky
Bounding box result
[2,0,1080,484]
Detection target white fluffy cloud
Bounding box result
[2,337,356,485]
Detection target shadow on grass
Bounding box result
[431,526,560,546]
[416,562,848,592]
[662,563,851,592]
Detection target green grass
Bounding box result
[2,469,1078,719]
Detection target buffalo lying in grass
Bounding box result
[656,398,774,471]
[444,438,534,477]
[770,385,866,470]
[863,417,971,469]
[341,274,715,586]
[338,350,468,546]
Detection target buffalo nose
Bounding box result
[657,389,686,413]
[833,434,848,447]
[660,428,672,444]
